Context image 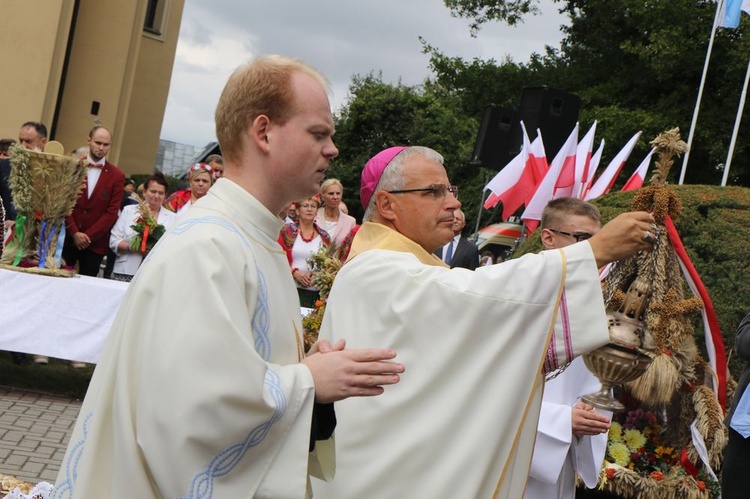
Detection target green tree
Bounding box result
[435,0,750,188]
[443,0,540,35]
[330,74,492,231]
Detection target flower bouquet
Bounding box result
[301,243,342,351]
[129,201,166,253]
[597,401,721,498]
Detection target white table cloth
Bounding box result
[0,269,127,362]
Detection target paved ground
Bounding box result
[0,387,82,486]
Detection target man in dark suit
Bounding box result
[435,208,480,270]
[63,125,125,277]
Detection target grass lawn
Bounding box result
[0,351,93,399]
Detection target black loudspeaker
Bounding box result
[517,86,581,160]
[470,105,519,170]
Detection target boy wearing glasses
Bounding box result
[524,197,612,499]
[313,146,655,499]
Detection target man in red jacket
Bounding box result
[63,126,125,276]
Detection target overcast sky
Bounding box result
[160,0,568,147]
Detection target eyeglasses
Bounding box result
[386,184,458,199]
[547,228,594,242]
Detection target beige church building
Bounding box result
[0,0,185,175]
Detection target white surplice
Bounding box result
[311,222,609,499]
[524,357,611,499]
[54,179,326,498]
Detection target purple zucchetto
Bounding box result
[359,146,407,209]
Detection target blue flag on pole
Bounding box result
[719,0,750,28]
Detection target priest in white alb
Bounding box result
[312,146,655,498]
[53,56,404,499]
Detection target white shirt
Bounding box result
[85,156,105,198]
[441,234,460,263]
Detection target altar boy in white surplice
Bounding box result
[312,146,656,499]
[524,198,613,499]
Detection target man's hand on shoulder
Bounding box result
[302,346,405,404]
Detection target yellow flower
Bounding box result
[608,442,631,467]
[609,421,623,442]
[623,428,647,451]
[654,445,674,458]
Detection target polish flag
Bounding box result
[573,121,597,198]
[483,122,546,220]
[665,215,727,409]
[547,125,580,199]
[521,123,579,232]
[581,139,605,200]
[526,127,549,193]
[483,147,529,217]
[621,147,655,192]
[584,132,642,200]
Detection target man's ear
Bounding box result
[250,115,271,153]
[374,191,397,221]
[540,228,556,250]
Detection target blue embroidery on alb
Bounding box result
[169,215,287,497]
[252,266,271,360]
[171,216,251,243]
[181,369,287,498]
[52,412,93,499]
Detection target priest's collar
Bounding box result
[348,222,448,268]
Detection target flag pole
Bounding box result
[722,57,750,186]
[679,0,724,184]
[474,172,489,237]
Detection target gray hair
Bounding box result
[363,146,444,221]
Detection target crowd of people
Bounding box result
[0,123,228,367]
[3,54,739,499]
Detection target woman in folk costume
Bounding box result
[278,195,331,308]
[164,162,213,216]
[315,178,357,246]
[109,174,176,282]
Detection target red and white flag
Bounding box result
[621,147,655,192]
[665,215,727,409]
[526,127,549,192]
[483,122,547,220]
[581,139,605,200]
[584,132,642,200]
[573,121,597,198]
[483,147,529,218]
[521,124,579,232]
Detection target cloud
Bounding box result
[161,0,566,147]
